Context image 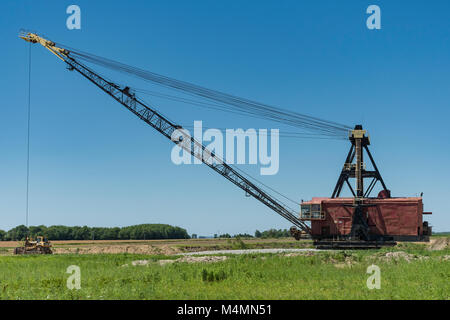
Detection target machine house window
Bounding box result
[300,203,324,220]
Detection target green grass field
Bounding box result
[0,243,448,300]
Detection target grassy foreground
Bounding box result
[0,243,448,300]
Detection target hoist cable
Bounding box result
[55,43,351,138]
[26,42,32,228]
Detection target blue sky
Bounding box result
[1,0,449,235]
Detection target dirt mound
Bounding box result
[178,256,228,263]
[330,256,357,268]
[158,256,228,266]
[382,251,416,262]
[123,256,228,267]
[131,260,152,266]
[158,259,176,266]
[284,251,316,257]
[124,255,228,267]
[368,251,430,263]
[283,251,354,268]
[428,237,450,251]
[54,244,181,255]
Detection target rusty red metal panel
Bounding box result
[307,197,424,237]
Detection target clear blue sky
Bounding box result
[1,0,449,235]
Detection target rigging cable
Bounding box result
[180,126,346,140]
[133,88,347,140]
[26,42,32,227]
[55,43,352,137]
[230,163,301,208]
[51,43,341,222]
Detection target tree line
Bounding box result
[216,229,291,239]
[0,225,292,241]
[0,224,190,241]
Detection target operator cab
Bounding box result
[300,201,324,220]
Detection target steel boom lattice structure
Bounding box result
[20,32,310,234]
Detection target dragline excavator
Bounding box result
[20,32,432,249]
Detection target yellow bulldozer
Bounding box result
[14,236,53,255]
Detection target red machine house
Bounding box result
[300,196,432,241]
[292,125,433,248]
[291,125,431,248]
